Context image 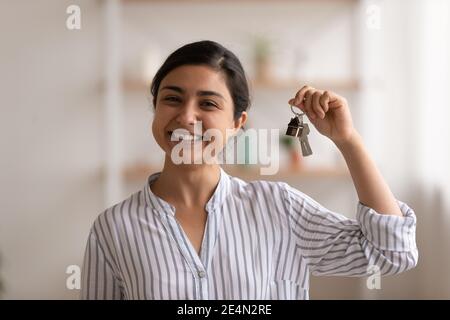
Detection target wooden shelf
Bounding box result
[122,0,358,4]
[120,77,360,93]
[251,78,360,91]
[121,163,350,183]
[123,79,152,92]
[221,164,350,181]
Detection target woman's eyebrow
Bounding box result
[160,85,183,93]
[161,85,226,101]
[197,90,225,100]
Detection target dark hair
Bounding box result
[151,40,250,120]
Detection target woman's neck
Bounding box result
[150,155,221,208]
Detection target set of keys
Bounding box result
[285,105,313,156]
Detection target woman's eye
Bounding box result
[200,100,218,108]
[164,96,181,103]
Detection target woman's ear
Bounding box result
[233,111,248,134]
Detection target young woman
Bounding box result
[81,40,418,300]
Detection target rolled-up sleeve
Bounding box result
[281,183,418,277]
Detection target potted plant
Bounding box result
[252,35,272,84]
[280,135,303,171]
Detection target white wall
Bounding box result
[0,0,103,299]
[1,0,447,299]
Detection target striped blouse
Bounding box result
[81,167,418,300]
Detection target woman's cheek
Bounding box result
[151,116,167,150]
[151,118,158,140]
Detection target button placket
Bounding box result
[198,270,206,278]
[196,267,208,299]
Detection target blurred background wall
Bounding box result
[0,0,449,299]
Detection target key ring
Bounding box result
[290,104,305,117]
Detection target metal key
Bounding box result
[285,116,303,137]
[299,123,313,156]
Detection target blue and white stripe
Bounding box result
[81,167,418,300]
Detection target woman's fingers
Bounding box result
[289,86,342,119]
[324,90,346,109]
[294,85,311,106]
[304,89,315,119]
[288,86,353,141]
[312,91,325,119]
[288,99,305,115]
[319,91,330,114]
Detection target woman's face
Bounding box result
[152,65,247,164]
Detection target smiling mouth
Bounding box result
[168,131,204,142]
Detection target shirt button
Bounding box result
[198,271,206,278]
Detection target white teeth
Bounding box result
[171,132,203,141]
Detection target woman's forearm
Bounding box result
[334,130,402,216]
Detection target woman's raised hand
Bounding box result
[288,85,355,144]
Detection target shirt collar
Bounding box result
[144,166,231,215]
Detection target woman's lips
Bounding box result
[167,131,206,145]
[168,130,203,141]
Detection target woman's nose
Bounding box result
[175,102,199,126]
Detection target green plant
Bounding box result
[253,35,271,62]
[251,35,273,82]
[280,134,296,150]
